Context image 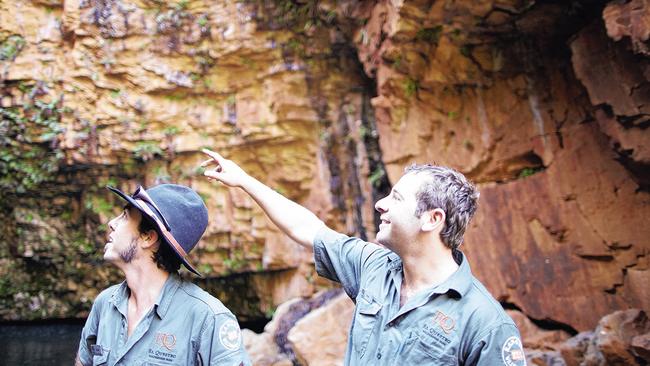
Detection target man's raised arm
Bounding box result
[201,149,324,248]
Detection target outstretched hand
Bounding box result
[201,149,322,248]
[200,149,249,188]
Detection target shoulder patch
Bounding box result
[218,319,241,351]
[501,336,526,366]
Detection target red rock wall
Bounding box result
[351,0,650,331]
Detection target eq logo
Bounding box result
[432,310,456,334]
[155,332,177,351]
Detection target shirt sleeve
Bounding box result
[77,299,101,366]
[312,226,384,299]
[197,313,251,366]
[466,323,526,366]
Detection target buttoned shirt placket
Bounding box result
[107,276,180,365]
[372,255,463,363]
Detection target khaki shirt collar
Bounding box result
[386,249,473,298]
[109,273,182,319]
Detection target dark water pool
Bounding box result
[0,319,264,365]
[0,322,83,366]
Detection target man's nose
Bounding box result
[107,217,116,231]
[375,197,387,213]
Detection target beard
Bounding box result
[119,238,138,263]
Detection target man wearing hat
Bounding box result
[75,184,251,366]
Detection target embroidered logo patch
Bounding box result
[432,310,456,334]
[155,332,177,351]
[218,319,241,351]
[501,336,526,366]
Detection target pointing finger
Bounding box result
[201,148,225,163]
[200,158,216,167]
[204,170,221,179]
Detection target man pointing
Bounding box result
[201,148,525,365]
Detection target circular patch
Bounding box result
[218,319,241,351]
[501,336,526,366]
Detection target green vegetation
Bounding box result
[223,256,247,272]
[99,177,119,188]
[85,196,115,217]
[403,78,419,98]
[0,93,66,194]
[286,38,306,57]
[359,125,369,139]
[518,166,544,179]
[197,15,208,27]
[198,263,213,275]
[164,93,187,102]
[163,126,180,136]
[368,168,386,188]
[0,35,26,61]
[175,0,189,10]
[264,306,276,319]
[133,141,163,161]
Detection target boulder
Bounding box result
[561,309,650,366]
[287,293,354,366]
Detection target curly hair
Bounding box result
[404,164,480,250]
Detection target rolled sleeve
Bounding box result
[313,226,383,299]
[198,313,251,366]
[467,323,526,366]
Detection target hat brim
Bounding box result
[107,186,202,276]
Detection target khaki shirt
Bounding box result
[77,274,251,366]
[314,227,526,366]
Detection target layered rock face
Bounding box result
[0,0,648,362]
[1,0,385,321]
[350,0,650,333]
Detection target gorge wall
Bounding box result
[1,0,648,349]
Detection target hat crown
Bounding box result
[146,184,209,255]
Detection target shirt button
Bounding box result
[377,353,382,359]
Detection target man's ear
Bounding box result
[140,229,159,249]
[421,208,445,232]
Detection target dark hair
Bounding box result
[137,214,182,273]
[404,164,479,250]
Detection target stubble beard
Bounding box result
[119,238,138,263]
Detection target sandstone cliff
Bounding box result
[1,0,648,360]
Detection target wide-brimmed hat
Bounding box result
[107,184,208,276]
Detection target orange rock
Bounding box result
[287,293,354,366]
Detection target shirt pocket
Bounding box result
[408,338,458,365]
[352,292,382,358]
